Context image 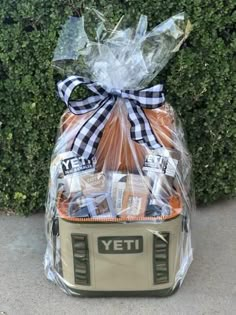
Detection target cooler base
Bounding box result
[68,282,180,297]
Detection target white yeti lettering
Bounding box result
[62,160,71,170]
[102,240,112,251]
[114,240,123,250]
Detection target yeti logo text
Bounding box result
[98,236,143,254]
[145,155,167,172]
[61,157,94,175]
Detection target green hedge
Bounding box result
[0,0,235,214]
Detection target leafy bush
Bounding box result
[0,0,235,214]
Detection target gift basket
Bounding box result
[44,9,194,297]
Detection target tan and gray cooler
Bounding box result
[52,195,187,297]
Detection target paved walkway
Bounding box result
[0,199,235,315]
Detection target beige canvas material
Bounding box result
[59,215,182,291]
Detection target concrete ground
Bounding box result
[0,199,235,315]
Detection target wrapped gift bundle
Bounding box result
[44,10,194,296]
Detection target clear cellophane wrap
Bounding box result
[44,10,194,296]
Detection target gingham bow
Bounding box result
[58,75,165,159]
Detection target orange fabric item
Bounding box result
[60,102,174,172]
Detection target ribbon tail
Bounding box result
[71,97,115,159]
[125,100,162,150]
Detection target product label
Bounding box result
[127,196,142,215]
[110,173,127,214]
[61,157,95,176]
[143,154,178,178]
[81,173,106,196]
[165,158,178,177]
[144,154,167,172]
[98,236,143,254]
[115,182,126,213]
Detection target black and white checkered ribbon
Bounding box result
[58,75,165,159]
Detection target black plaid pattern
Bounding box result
[125,100,162,149]
[57,76,165,158]
[57,76,108,114]
[72,97,115,159]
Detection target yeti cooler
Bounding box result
[53,195,186,297]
